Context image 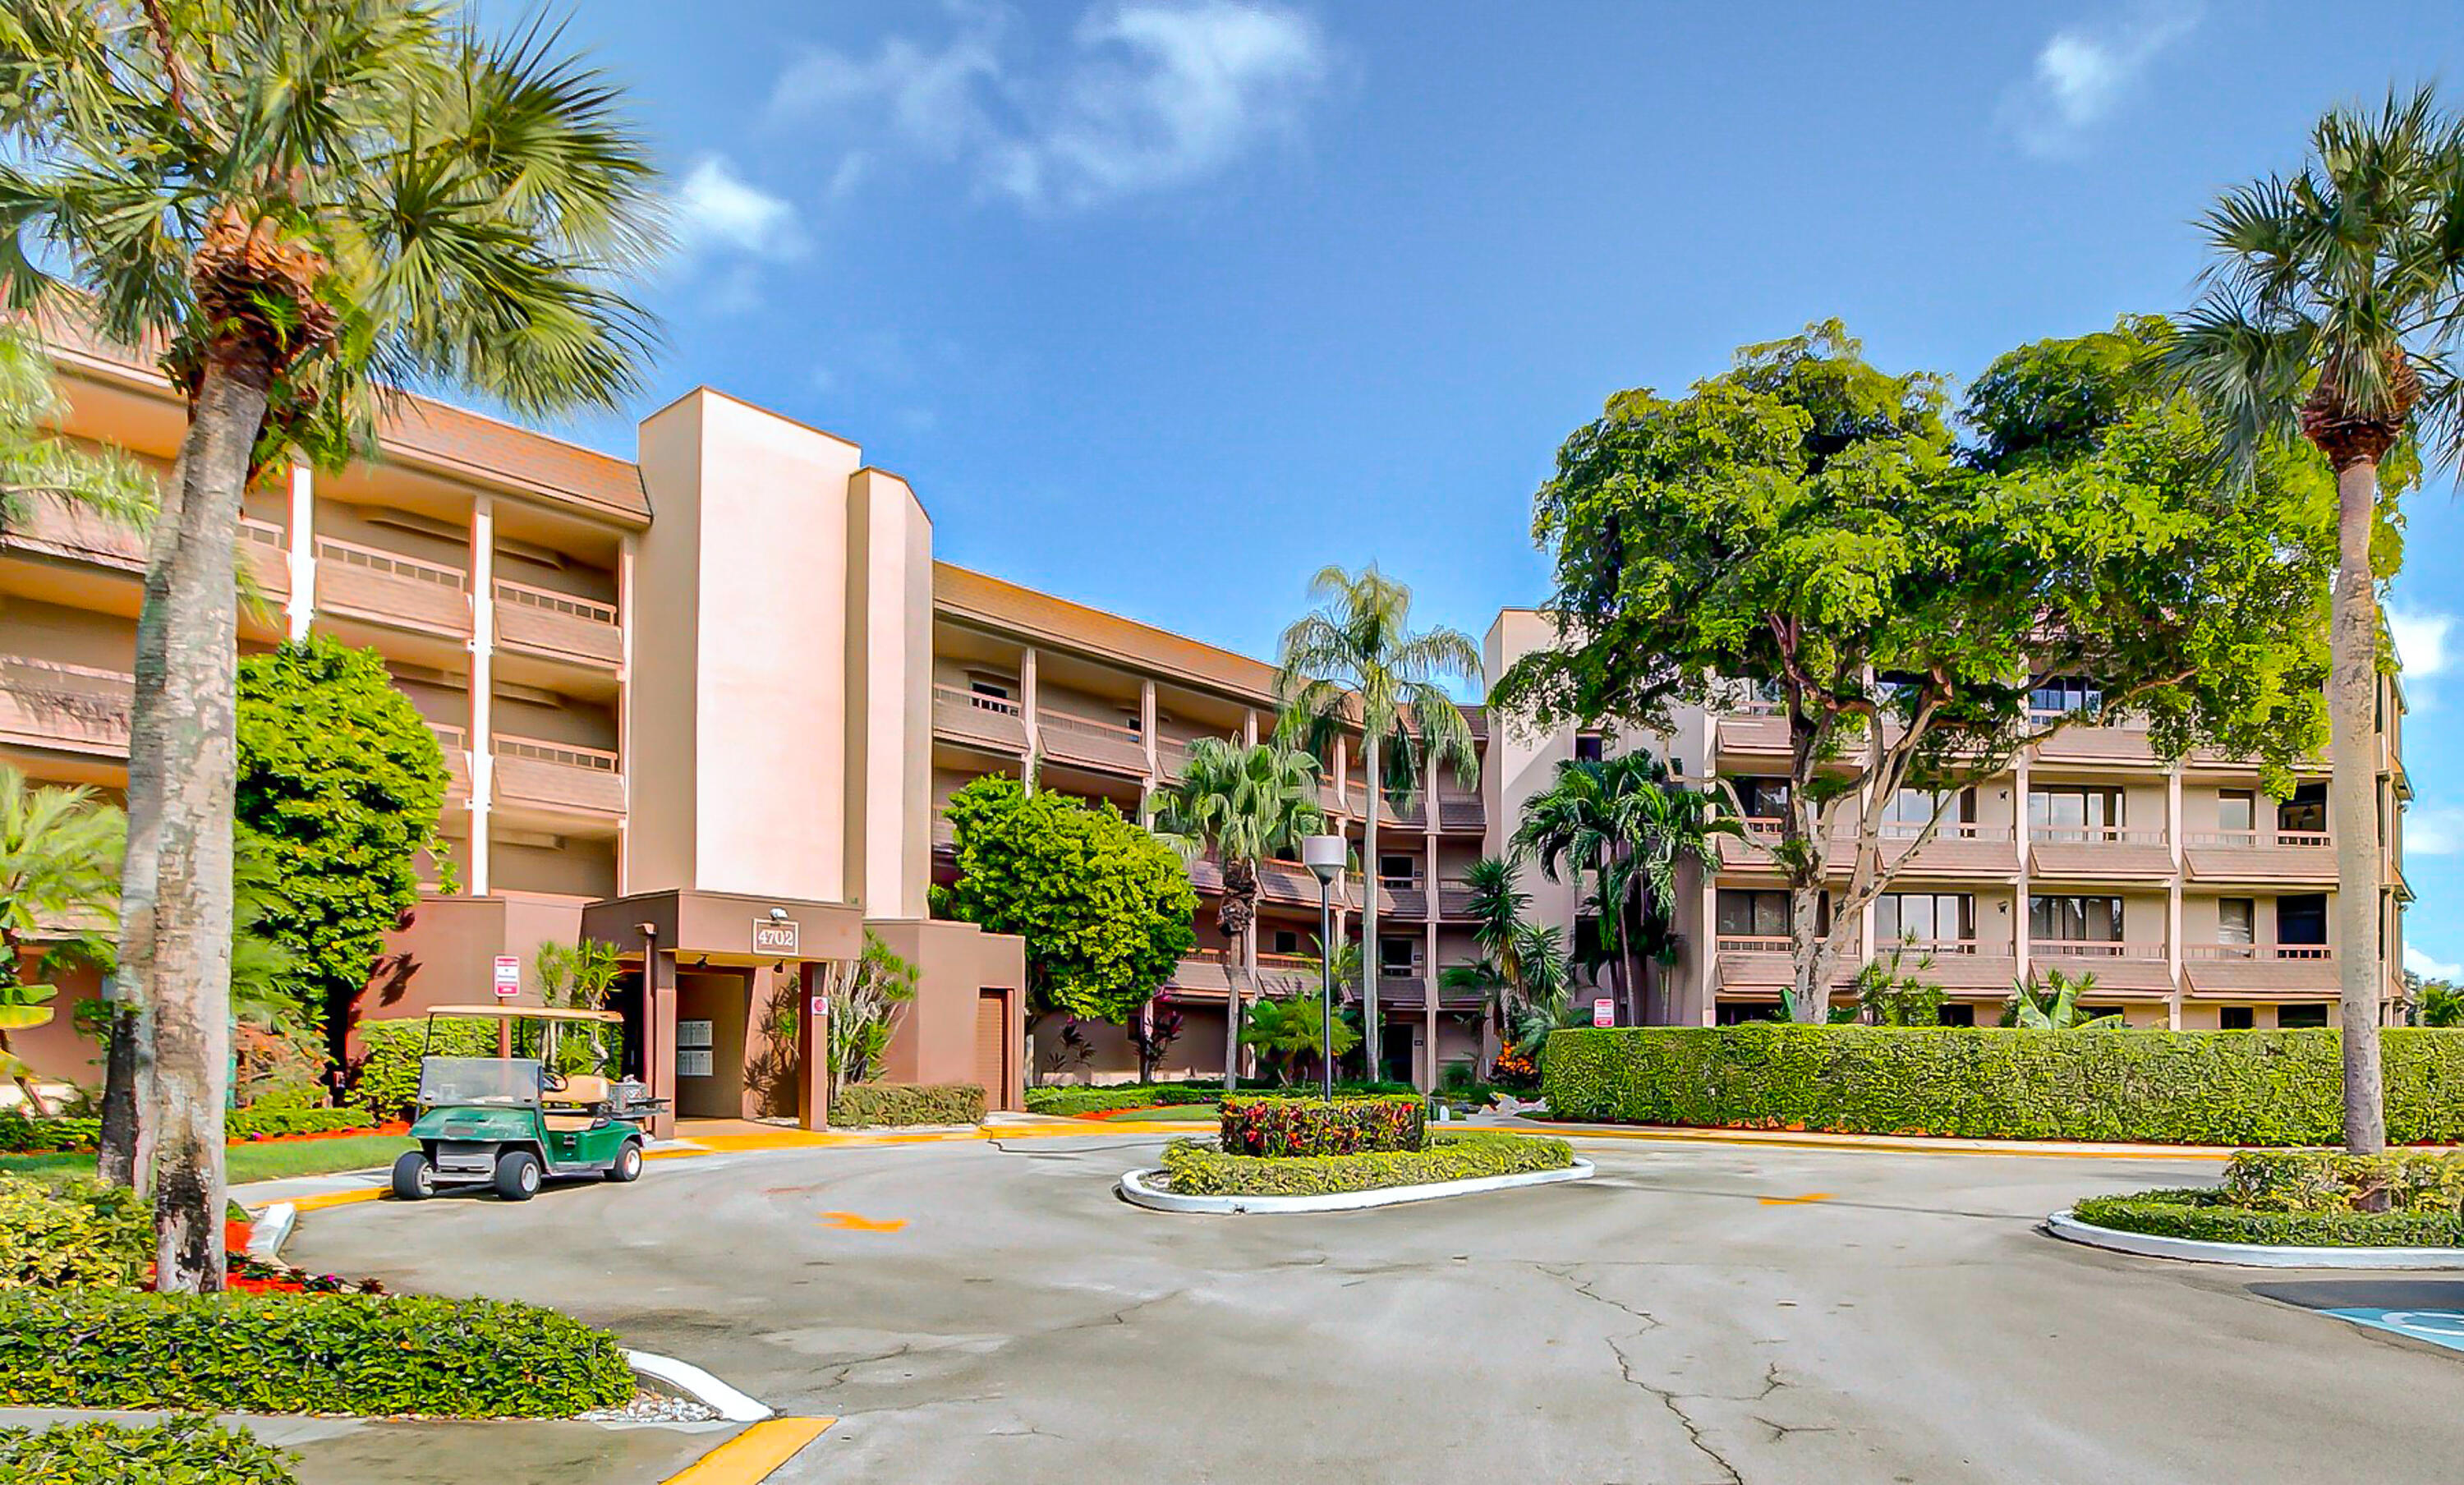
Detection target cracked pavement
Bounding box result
[292,1137,2464,1483]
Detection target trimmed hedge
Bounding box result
[0,1418,298,1484]
[0,1113,98,1153]
[1542,1025,2464,1145]
[833,1083,986,1128]
[2219,1147,2464,1214]
[0,1103,371,1155]
[2071,1189,2464,1248]
[1220,1094,1425,1156]
[1161,1131,1574,1197]
[1023,1079,1416,1116]
[231,1104,376,1139]
[0,1289,636,1417]
[353,1017,493,1119]
[0,1176,150,1290]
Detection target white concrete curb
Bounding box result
[624,1350,775,1422]
[2046,1209,2464,1269]
[245,1202,297,1261]
[1118,1158,1595,1215]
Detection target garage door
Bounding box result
[974,991,1009,1105]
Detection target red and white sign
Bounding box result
[810,995,830,1018]
[1592,998,1615,1028]
[492,955,521,999]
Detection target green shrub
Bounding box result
[1023,1079,1414,1116]
[0,1290,635,1417]
[0,1104,370,1153]
[2071,1189,2464,1247]
[2218,1147,2464,1214]
[0,1113,101,1152]
[833,1083,986,1128]
[230,1104,375,1139]
[1220,1093,1425,1156]
[0,1418,298,1484]
[1542,1026,2464,1145]
[352,1017,492,1119]
[1161,1131,1573,1197]
[0,1175,150,1290]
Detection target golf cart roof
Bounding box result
[424,1004,625,1024]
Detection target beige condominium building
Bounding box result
[0,330,2413,1109]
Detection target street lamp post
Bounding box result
[1303,834,1346,1102]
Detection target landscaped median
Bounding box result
[2053,1148,2464,1267]
[0,1418,298,1485]
[1541,1025,2464,1145]
[1120,1094,1591,1213]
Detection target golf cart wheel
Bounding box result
[494,1149,541,1202]
[605,1139,645,1183]
[391,1151,434,1202]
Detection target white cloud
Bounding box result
[2407,943,2462,981]
[2388,604,2453,681]
[767,1,1332,210]
[2407,804,2464,857]
[673,155,808,261]
[2000,3,2202,159]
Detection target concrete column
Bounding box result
[646,949,676,1140]
[1140,678,1158,780]
[796,960,831,1131]
[285,463,315,641]
[2012,757,2032,984]
[616,532,637,895]
[467,496,495,895]
[1243,709,1257,747]
[2166,765,2186,1028]
[1019,646,1040,788]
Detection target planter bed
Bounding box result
[1122,1132,1591,1214]
[2051,1149,2464,1267]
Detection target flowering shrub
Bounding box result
[1219,1094,1425,1157]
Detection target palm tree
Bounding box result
[1438,856,1572,1065]
[2170,87,2464,1155]
[1515,753,1740,1024]
[1275,565,1480,1087]
[0,2,664,1290]
[1150,738,1326,1092]
[0,768,126,1113]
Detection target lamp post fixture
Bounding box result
[1302,833,1346,1102]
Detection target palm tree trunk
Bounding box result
[123,352,263,1292]
[97,1002,138,1184]
[2328,457,2387,1154]
[1360,733,1381,1082]
[1221,866,1258,1093]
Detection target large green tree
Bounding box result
[937,775,1198,1046]
[2169,88,2463,1156]
[1496,321,2335,1022]
[1275,565,1479,1085]
[236,636,448,1067]
[0,1,662,1290]
[1149,738,1325,1091]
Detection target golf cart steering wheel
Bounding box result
[540,1065,568,1093]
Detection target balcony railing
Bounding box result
[315,536,470,637]
[238,517,290,601]
[1436,793,1484,831]
[2188,830,2331,849]
[2184,943,2333,961]
[1037,704,1148,775]
[931,683,1027,753]
[2182,829,2336,884]
[1437,879,1478,917]
[493,578,619,666]
[490,733,623,815]
[2181,941,2338,995]
[2027,825,2165,845]
[426,720,471,799]
[2030,939,2166,959]
[0,657,134,756]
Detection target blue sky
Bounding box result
[532,0,2464,974]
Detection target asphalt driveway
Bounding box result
[289,1134,2464,1483]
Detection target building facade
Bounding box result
[0,330,2411,1110]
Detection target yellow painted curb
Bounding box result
[663,1416,834,1483]
[290,1187,386,1213]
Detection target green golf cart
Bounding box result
[389,1005,662,1202]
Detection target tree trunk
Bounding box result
[2327,457,2387,1154]
[1786,877,1830,1023]
[122,352,264,1293]
[97,1001,139,1183]
[1220,864,1258,1094]
[1360,733,1382,1083]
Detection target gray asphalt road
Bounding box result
[289,1135,2464,1484]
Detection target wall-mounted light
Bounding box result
[769,908,789,922]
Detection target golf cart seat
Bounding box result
[542,1074,612,1131]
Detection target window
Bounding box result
[2030,677,2102,715]
[2278,783,2327,835]
[2278,894,2328,947]
[1717,890,1791,939]
[2219,1006,2255,1031]
[2217,898,2255,946]
[1715,1001,1784,1025]
[1378,937,1417,977]
[1735,777,1791,819]
[1271,930,1300,956]
[1378,855,1418,885]
[1878,893,1974,945]
[1574,733,1605,763]
[2029,786,2124,838]
[2031,894,2123,943]
[2278,1005,2329,1028]
[1937,1003,1977,1028]
[2217,789,2256,834]
[1574,916,1605,963]
[1883,788,1975,830]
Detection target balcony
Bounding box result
[490,734,623,816]
[1437,878,1479,918]
[2029,939,2173,993]
[4,494,145,571]
[493,579,619,667]
[315,537,470,637]
[1713,934,1864,991]
[1037,704,1148,776]
[1713,710,1791,764]
[0,657,132,756]
[1383,880,1428,918]
[1884,938,2020,991]
[1717,819,2020,877]
[931,684,1027,755]
[2182,830,2336,885]
[2027,825,2172,880]
[2028,714,2159,766]
[2182,943,2336,996]
[426,720,471,801]
[1436,791,1485,833]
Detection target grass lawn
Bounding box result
[1096,1102,1220,1122]
[0,1133,416,1185]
